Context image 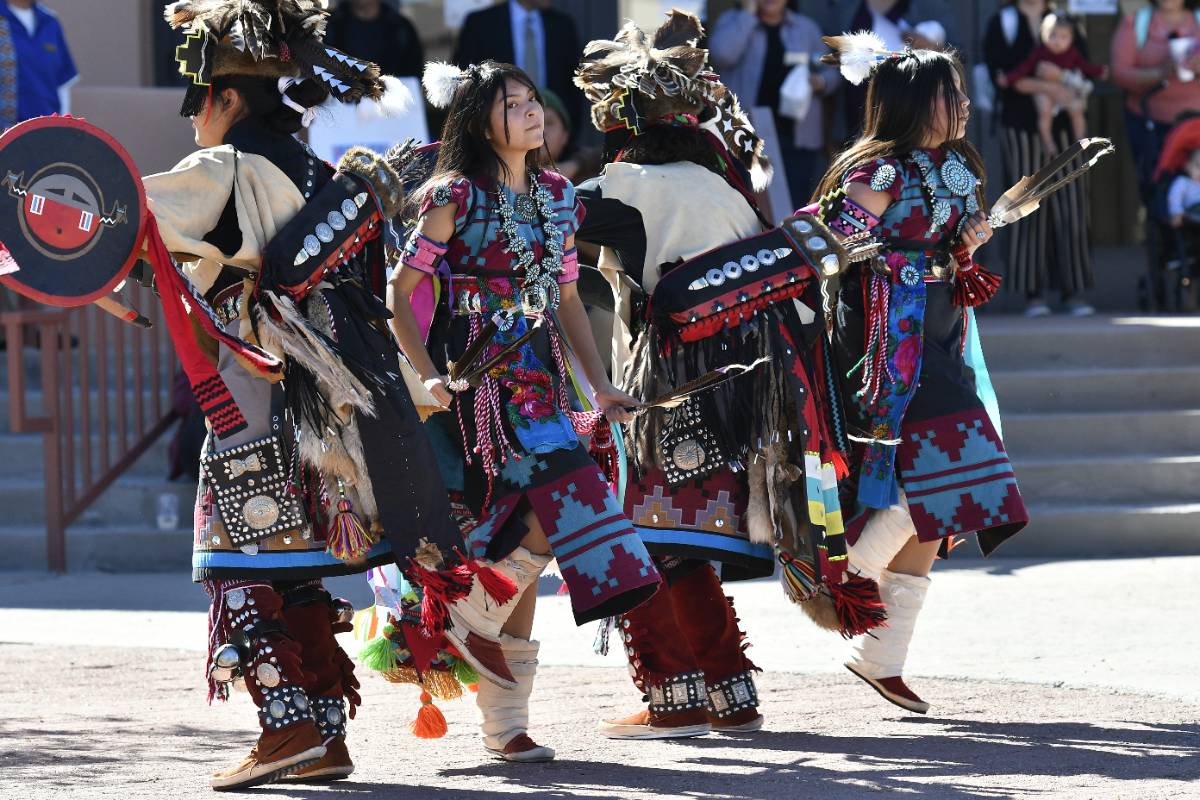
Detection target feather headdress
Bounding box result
[574,10,772,192]
[422,61,467,109]
[164,0,385,107]
[820,31,897,86]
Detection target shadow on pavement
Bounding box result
[436,718,1200,799]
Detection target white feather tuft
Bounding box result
[373,75,414,117]
[750,158,773,193]
[422,61,465,109]
[836,30,890,86]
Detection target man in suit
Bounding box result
[325,0,424,79]
[452,0,583,142]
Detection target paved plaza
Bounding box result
[2,557,1198,799]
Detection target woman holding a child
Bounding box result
[983,0,1097,317]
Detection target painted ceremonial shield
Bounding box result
[0,116,146,306]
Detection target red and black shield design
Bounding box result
[0,116,146,306]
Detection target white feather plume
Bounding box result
[750,159,773,193]
[368,75,414,119]
[422,61,465,109]
[835,30,890,86]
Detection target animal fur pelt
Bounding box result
[746,439,803,546]
[254,290,381,523]
[338,146,404,219]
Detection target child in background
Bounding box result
[1166,148,1200,311]
[999,14,1108,155]
[1168,148,1200,228]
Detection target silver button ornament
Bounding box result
[940,155,976,197]
[931,199,952,229]
[255,662,281,688]
[869,162,897,192]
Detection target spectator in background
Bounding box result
[0,0,76,124]
[1112,0,1200,310]
[830,0,955,137]
[325,0,424,79]
[984,0,1097,317]
[0,0,76,319]
[541,88,601,183]
[1111,0,1200,197]
[709,0,838,206]
[453,1,582,142]
[998,13,1108,156]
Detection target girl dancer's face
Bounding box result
[487,78,545,157]
[927,73,970,145]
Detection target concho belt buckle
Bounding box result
[930,261,955,281]
[659,396,726,488]
[520,286,548,317]
[201,435,307,548]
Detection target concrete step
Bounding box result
[1011,454,1200,504]
[978,314,1200,369]
[0,525,192,572]
[0,433,177,480]
[996,501,1200,558]
[1002,410,1200,459]
[991,366,1200,413]
[0,477,195,526]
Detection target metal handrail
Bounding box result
[1,283,178,571]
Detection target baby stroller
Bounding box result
[1146,113,1200,312]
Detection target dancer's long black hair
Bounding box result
[421,61,549,199]
[812,48,986,203]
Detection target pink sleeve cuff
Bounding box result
[402,233,448,275]
[557,248,579,284]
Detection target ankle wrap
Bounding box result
[706,670,759,718]
[311,696,348,740]
[647,671,706,713]
[259,685,313,731]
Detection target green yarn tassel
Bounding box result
[450,656,479,686]
[359,625,399,673]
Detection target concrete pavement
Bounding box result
[1,558,1198,798]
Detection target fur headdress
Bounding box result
[164,0,385,112]
[574,10,772,192]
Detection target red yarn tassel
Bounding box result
[954,262,1002,307]
[462,558,519,606]
[831,450,850,480]
[406,550,519,636]
[588,417,620,486]
[406,560,473,637]
[828,573,888,639]
[410,690,448,739]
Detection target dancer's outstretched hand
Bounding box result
[595,383,640,425]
